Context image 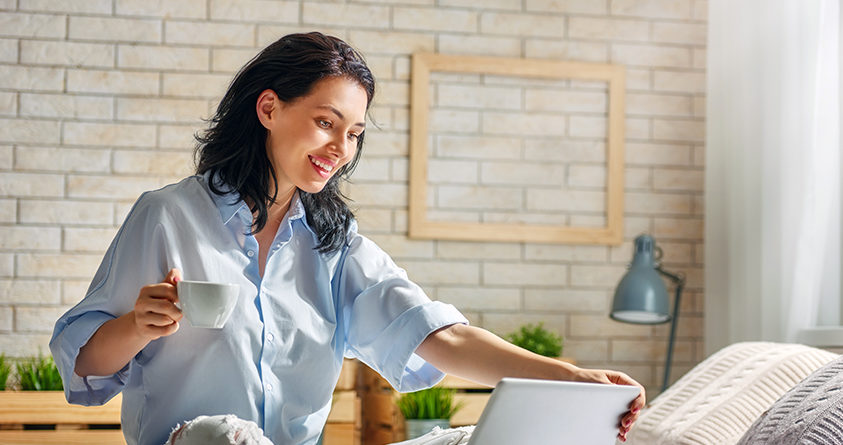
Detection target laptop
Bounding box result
[466,377,640,445]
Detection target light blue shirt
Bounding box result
[50,174,467,445]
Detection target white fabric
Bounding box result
[705,0,841,353]
[167,415,274,445]
[626,342,838,445]
[388,426,475,445]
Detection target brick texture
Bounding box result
[0,0,706,398]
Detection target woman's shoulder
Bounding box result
[128,176,209,222]
[342,225,396,263]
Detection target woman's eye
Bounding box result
[318,120,331,128]
[347,133,359,141]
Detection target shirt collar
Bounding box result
[201,171,308,228]
[202,171,247,227]
[287,191,306,222]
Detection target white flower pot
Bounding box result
[405,419,451,439]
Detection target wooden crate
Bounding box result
[360,365,405,445]
[325,359,362,445]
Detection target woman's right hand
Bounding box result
[76,268,185,377]
[132,268,183,341]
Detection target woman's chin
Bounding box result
[298,182,329,194]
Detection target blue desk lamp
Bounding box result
[610,234,686,392]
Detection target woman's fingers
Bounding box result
[631,391,646,412]
[618,407,640,441]
[137,307,181,327]
[136,294,182,322]
[593,370,645,442]
[133,300,181,339]
[140,282,179,303]
[133,270,184,340]
[140,293,178,311]
[136,318,180,339]
[608,371,647,411]
[621,410,640,429]
[625,383,646,415]
[163,268,182,286]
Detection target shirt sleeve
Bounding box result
[49,192,173,406]
[338,230,468,393]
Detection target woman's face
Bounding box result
[257,76,368,196]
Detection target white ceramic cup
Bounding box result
[176,280,239,329]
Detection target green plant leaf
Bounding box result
[397,387,462,420]
[16,354,63,391]
[0,354,10,391]
[505,322,563,358]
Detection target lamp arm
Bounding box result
[655,266,686,286]
[655,267,686,392]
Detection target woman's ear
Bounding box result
[256,89,278,130]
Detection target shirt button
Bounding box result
[247,250,255,257]
[274,243,281,249]
[266,383,273,392]
[267,333,275,342]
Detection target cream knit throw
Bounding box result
[626,342,838,445]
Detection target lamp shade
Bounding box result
[610,234,670,324]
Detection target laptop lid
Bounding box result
[466,377,640,445]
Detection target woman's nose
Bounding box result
[329,134,353,158]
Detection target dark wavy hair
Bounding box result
[195,32,375,254]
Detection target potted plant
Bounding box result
[0,354,10,390]
[397,387,462,439]
[505,322,563,358]
[16,354,63,391]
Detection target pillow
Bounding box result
[737,354,843,444]
[625,342,837,445]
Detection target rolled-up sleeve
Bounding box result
[49,193,171,405]
[338,232,468,393]
[51,310,124,405]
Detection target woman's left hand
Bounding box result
[572,368,646,442]
[416,325,646,441]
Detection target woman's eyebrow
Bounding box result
[317,105,366,128]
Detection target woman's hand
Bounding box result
[76,268,185,377]
[132,268,183,341]
[572,368,646,442]
[416,325,647,442]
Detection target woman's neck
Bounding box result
[243,185,296,228]
[265,186,296,225]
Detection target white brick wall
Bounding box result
[0,0,706,395]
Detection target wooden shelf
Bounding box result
[0,392,122,425]
[0,392,124,444]
[0,430,126,445]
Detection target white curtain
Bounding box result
[705,0,841,355]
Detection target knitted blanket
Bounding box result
[738,354,843,444]
[626,342,838,445]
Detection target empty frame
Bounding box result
[408,53,625,245]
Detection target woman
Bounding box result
[50,32,644,445]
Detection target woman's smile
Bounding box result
[308,154,336,178]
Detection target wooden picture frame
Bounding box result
[408,53,625,245]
